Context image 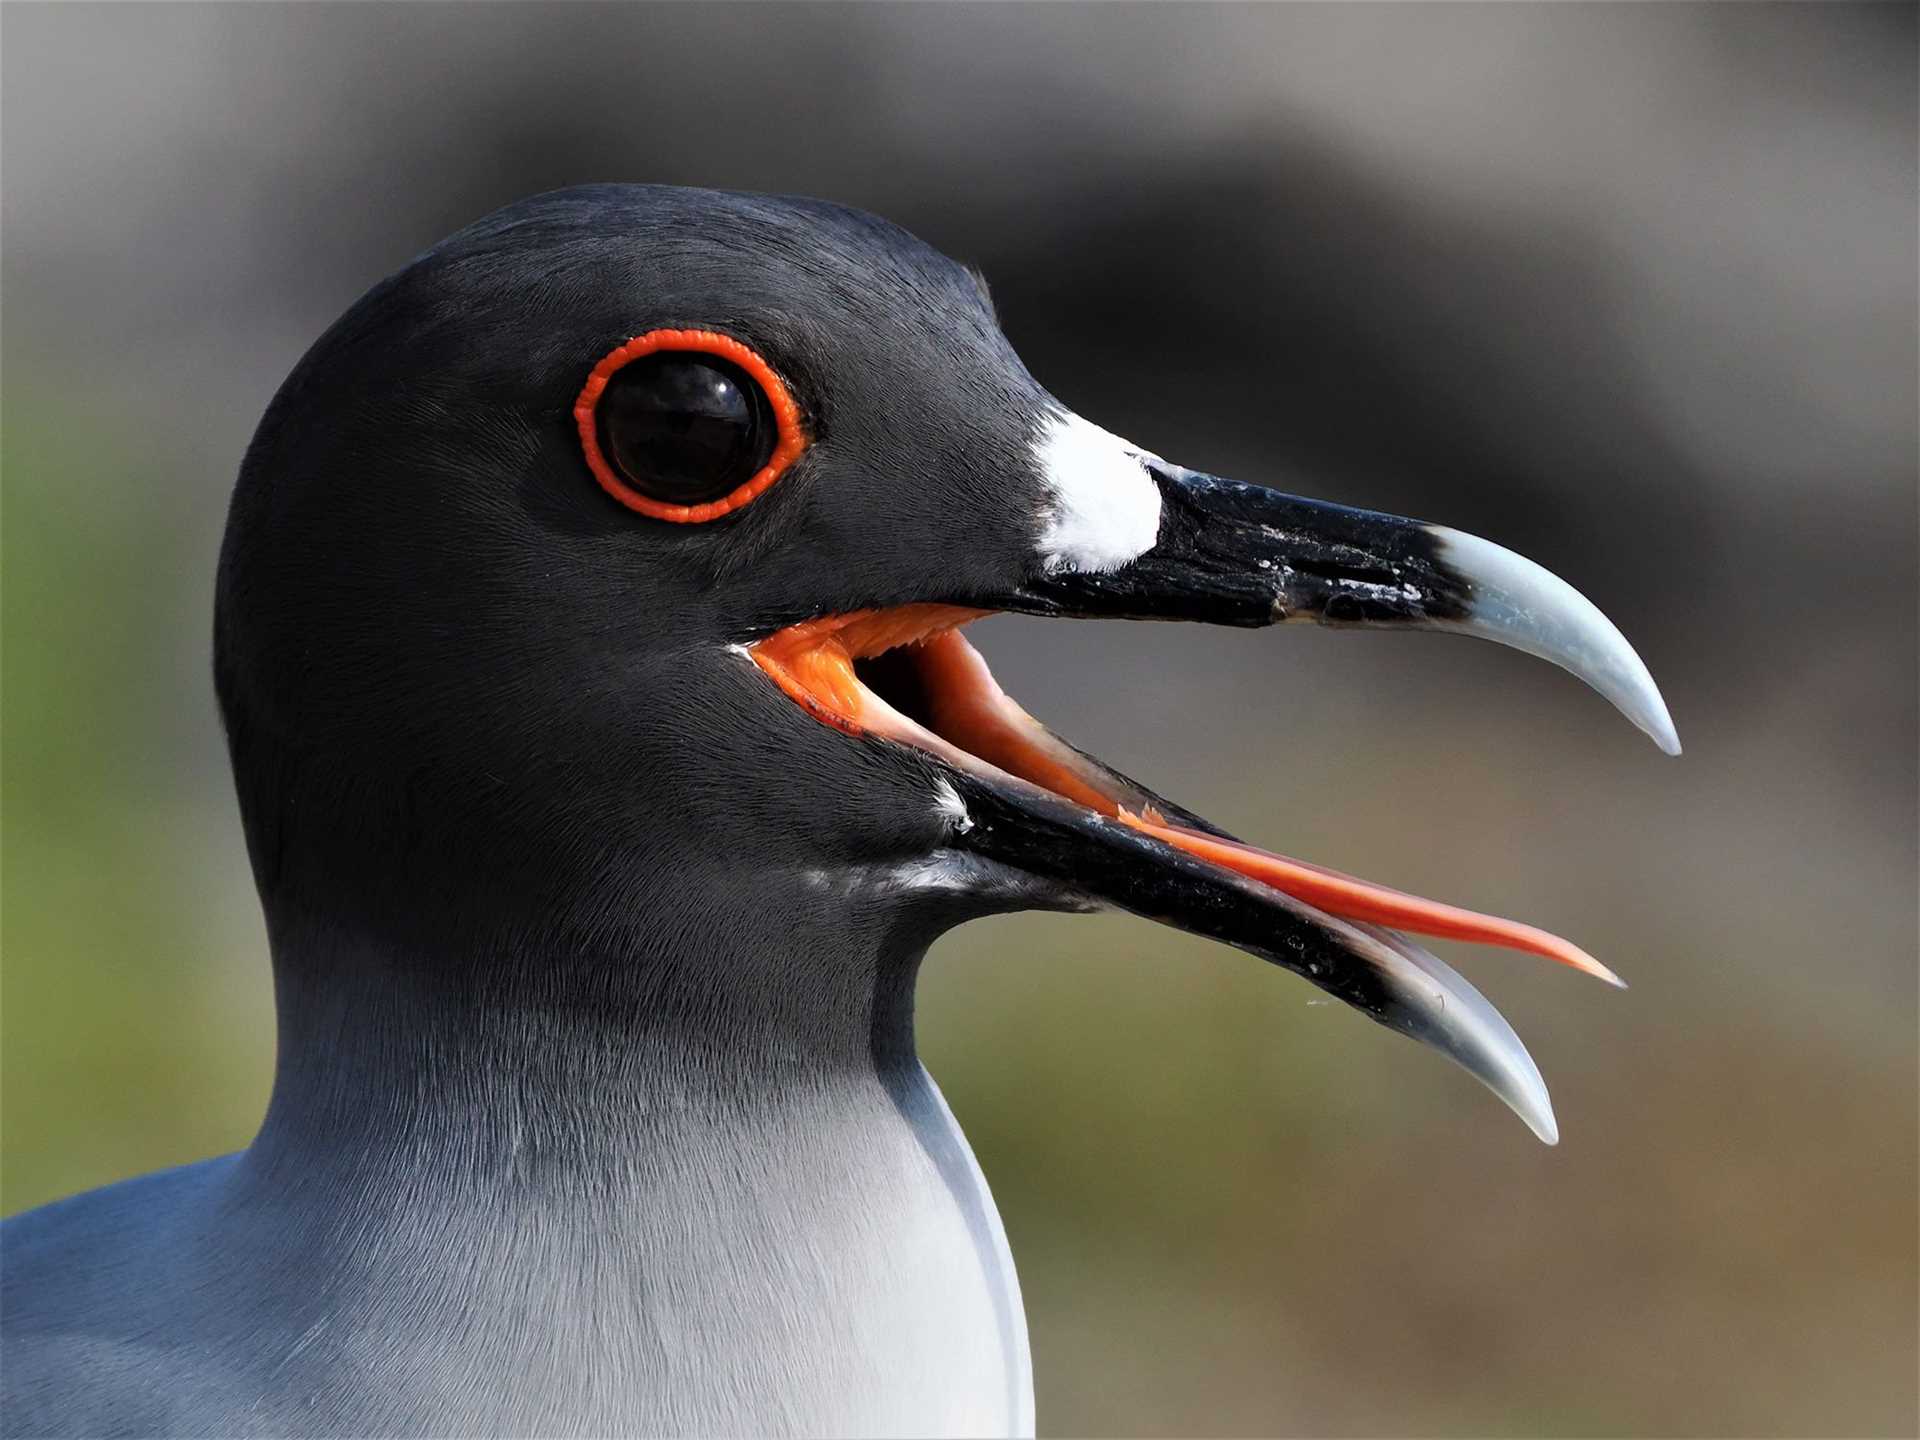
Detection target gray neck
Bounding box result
[241,901,932,1202]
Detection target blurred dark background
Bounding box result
[3,4,1914,1435]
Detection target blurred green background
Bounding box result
[3,4,1914,1435]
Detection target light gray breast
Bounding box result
[1,1058,1032,1439]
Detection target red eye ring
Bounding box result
[574,329,808,523]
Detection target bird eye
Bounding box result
[574,330,806,523]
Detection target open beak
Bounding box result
[750,460,1678,1144]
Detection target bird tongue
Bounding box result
[1111,815,1623,987]
[900,627,1622,987]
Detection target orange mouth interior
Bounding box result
[750,607,1622,986]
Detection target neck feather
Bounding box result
[242,891,945,1198]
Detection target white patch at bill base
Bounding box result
[1032,409,1163,574]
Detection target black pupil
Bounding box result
[595,352,776,506]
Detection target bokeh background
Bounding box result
[3,4,1914,1435]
